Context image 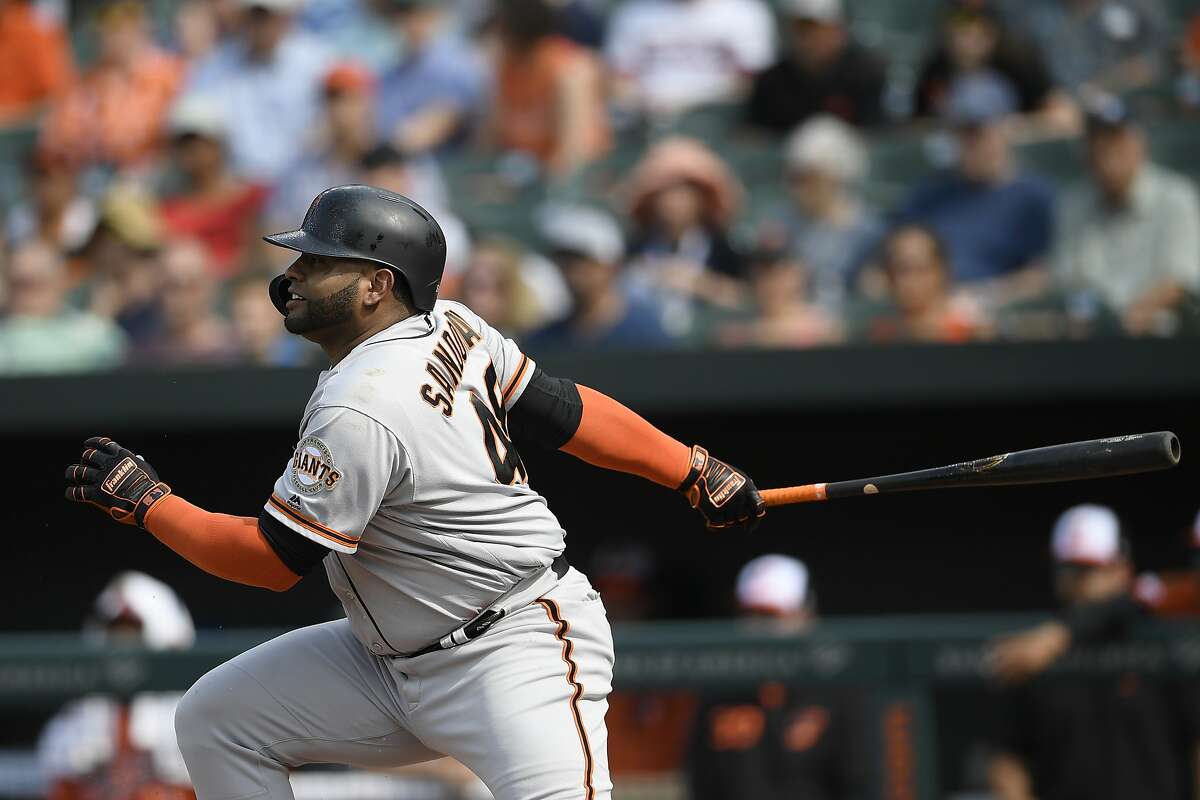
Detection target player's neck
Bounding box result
[316,308,416,365]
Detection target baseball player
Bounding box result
[63,185,766,800]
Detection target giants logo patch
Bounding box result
[290,436,342,494]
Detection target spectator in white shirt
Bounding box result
[606,0,776,118]
[185,0,333,183]
[1054,97,1200,336]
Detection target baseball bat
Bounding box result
[760,431,1181,507]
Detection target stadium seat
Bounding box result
[1148,118,1200,180]
[0,124,38,215]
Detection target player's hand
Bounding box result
[678,445,766,532]
[985,621,1072,684]
[64,437,172,528]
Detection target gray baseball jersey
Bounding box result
[262,300,564,654]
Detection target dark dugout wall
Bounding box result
[7,340,1198,632]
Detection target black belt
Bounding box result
[402,555,568,659]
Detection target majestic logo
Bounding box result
[290,436,342,494]
[286,494,303,509]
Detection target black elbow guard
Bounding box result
[508,367,583,450]
[259,510,330,576]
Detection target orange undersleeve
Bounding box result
[561,385,692,488]
[143,495,301,591]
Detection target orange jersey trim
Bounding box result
[267,494,358,548]
[502,354,531,405]
[537,598,596,800]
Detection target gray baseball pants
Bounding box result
[174,568,613,800]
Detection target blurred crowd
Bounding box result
[1,0,1200,373]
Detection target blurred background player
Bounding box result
[991,505,1200,683]
[686,554,868,800]
[37,572,196,800]
[986,504,1200,800]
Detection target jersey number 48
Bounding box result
[471,363,528,486]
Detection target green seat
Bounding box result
[0,124,39,214]
[866,131,939,205]
[1015,137,1086,182]
[440,152,546,246]
[1148,118,1200,180]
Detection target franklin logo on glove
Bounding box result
[102,458,138,495]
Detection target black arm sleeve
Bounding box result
[508,366,583,450]
[258,509,330,576]
[1061,591,1142,643]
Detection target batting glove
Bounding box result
[64,437,172,528]
[678,445,766,532]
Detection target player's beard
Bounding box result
[284,279,359,334]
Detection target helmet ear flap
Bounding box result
[268,274,292,316]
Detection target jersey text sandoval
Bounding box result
[420,309,483,417]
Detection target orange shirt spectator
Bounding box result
[39,1,183,170]
[490,0,609,176]
[0,0,73,124]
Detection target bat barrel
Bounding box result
[819,431,1180,503]
[762,432,1181,508]
[989,430,1181,485]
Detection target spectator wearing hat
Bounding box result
[186,0,333,182]
[896,72,1055,300]
[0,0,74,126]
[1053,98,1200,336]
[772,115,885,309]
[268,63,381,227]
[987,504,1200,800]
[913,0,1079,134]
[1009,0,1170,99]
[606,0,776,117]
[862,224,987,343]
[486,0,610,178]
[39,0,183,171]
[625,137,747,335]
[269,66,448,219]
[38,572,196,799]
[374,0,486,156]
[686,554,868,800]
[76,186,165,345]
[747,0,887,133]
[523,205,673,351]
[158,97,270,278]
[0,241,127,374]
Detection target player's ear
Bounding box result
[362,267,393,309]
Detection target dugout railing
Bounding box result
[3,615,1200,798]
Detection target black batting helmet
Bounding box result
[263,184,446,315]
